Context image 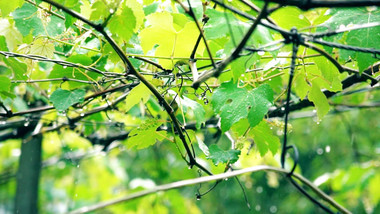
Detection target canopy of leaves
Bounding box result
[0,0,379,214]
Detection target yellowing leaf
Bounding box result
[140,12,201,69]
[0,0,23,17]
[30,38,55,58]
[0,19,22,51]
[125,83,152,112]
[125,0,145,32]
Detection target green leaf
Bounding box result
[0,76,11,92]
[46,15,65,36]
[90,1,107,20]
[125,83,152,112]
[127,119,166,149]
[50,88,86,112]
[0,0,23,17]
[13,3,44,36]
[250,121,280,156]
[3,58,27,80]
[308,82,330,120]
[0,19,23,51]
[322,8,380,71]
[140,12,199,69]
[126,0,145,32]
[271,7,311,29]
[30,38,55,58]
[180,96,205,129]
[207,144,241,165]
[48,54,99,88]
[204,9,243,40]
[212,81,273,132]
[313,57,342,92]
[108,6,136,42]
[230,55,257,82]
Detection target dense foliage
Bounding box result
[0,0,379,213]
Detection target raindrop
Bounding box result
[269,79,272,81]
[258,51,265,56]
[24,122,29,127]
[256,186,263,193]
[255,205,261,211]
[5,55,9,59]
[75,194,78,197]
[224,178,228,181]
[63,66,67,69]
[270,127,273,130]
[298,14,304,20]
[317,148,324,155]
[281,107,285,111]
[316,121,320,125]
[57,23,62,28]
[77,165,80,168]
[188,166,192,169]
[109,8,114,14]
[270,205,277,213]
[196,194,201,201]
[80,113,85,117]
[108,119,112,123]
[131,56,135,58]
[325,145,331,153]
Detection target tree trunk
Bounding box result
[14,135,42,214]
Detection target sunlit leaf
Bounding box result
[127,119,166,149]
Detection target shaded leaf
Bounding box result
[212,81,273,132]
[208,144,240,165]
[50,88,86,112]
[250,121,280,156]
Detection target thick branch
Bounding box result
[68,165,351,214]
[193,2,269,88]
[265,0,380,10]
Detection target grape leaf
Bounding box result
[212,81,274,132]
[321,8,380,72]
[127,119,166,149]
[250,121,280,156]
[180,96,205,129]
[0,76,11,92]
[125,83,152,112]
[207,144,241,165]
[108,6,136,42]
[3,58,27,80]
[13,3,44,36]
[139,12,200,69]
[0,19,23,51]
[0,0,23,17]
[46,15,65,37]
[308,81,330,120]
[48,54,100,88]
[30,38,55,59]
[271,7,311,29]
[50,88,86,112]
